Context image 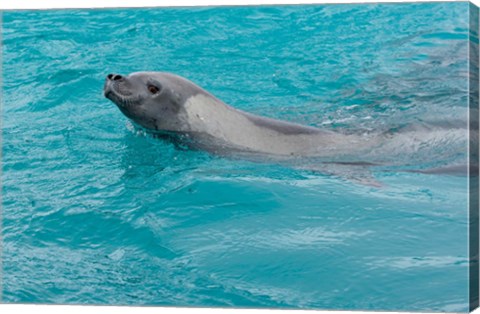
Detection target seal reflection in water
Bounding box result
[104,72,472,186]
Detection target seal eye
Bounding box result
[148,84,160,94]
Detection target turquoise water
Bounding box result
[1,2,475,311]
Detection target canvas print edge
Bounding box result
[468,2,480,312]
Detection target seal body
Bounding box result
[103,71,470,181]
[103,72,380,160]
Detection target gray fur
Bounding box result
[244,112,325,135]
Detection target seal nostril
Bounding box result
[107,74,123,81]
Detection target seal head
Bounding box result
[104,72,205,132]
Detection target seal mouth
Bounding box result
[103,83,119,103]
[103,78,115,98]
[104,79,140,108]
[104,89,113,99]
[106,90,141,108]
